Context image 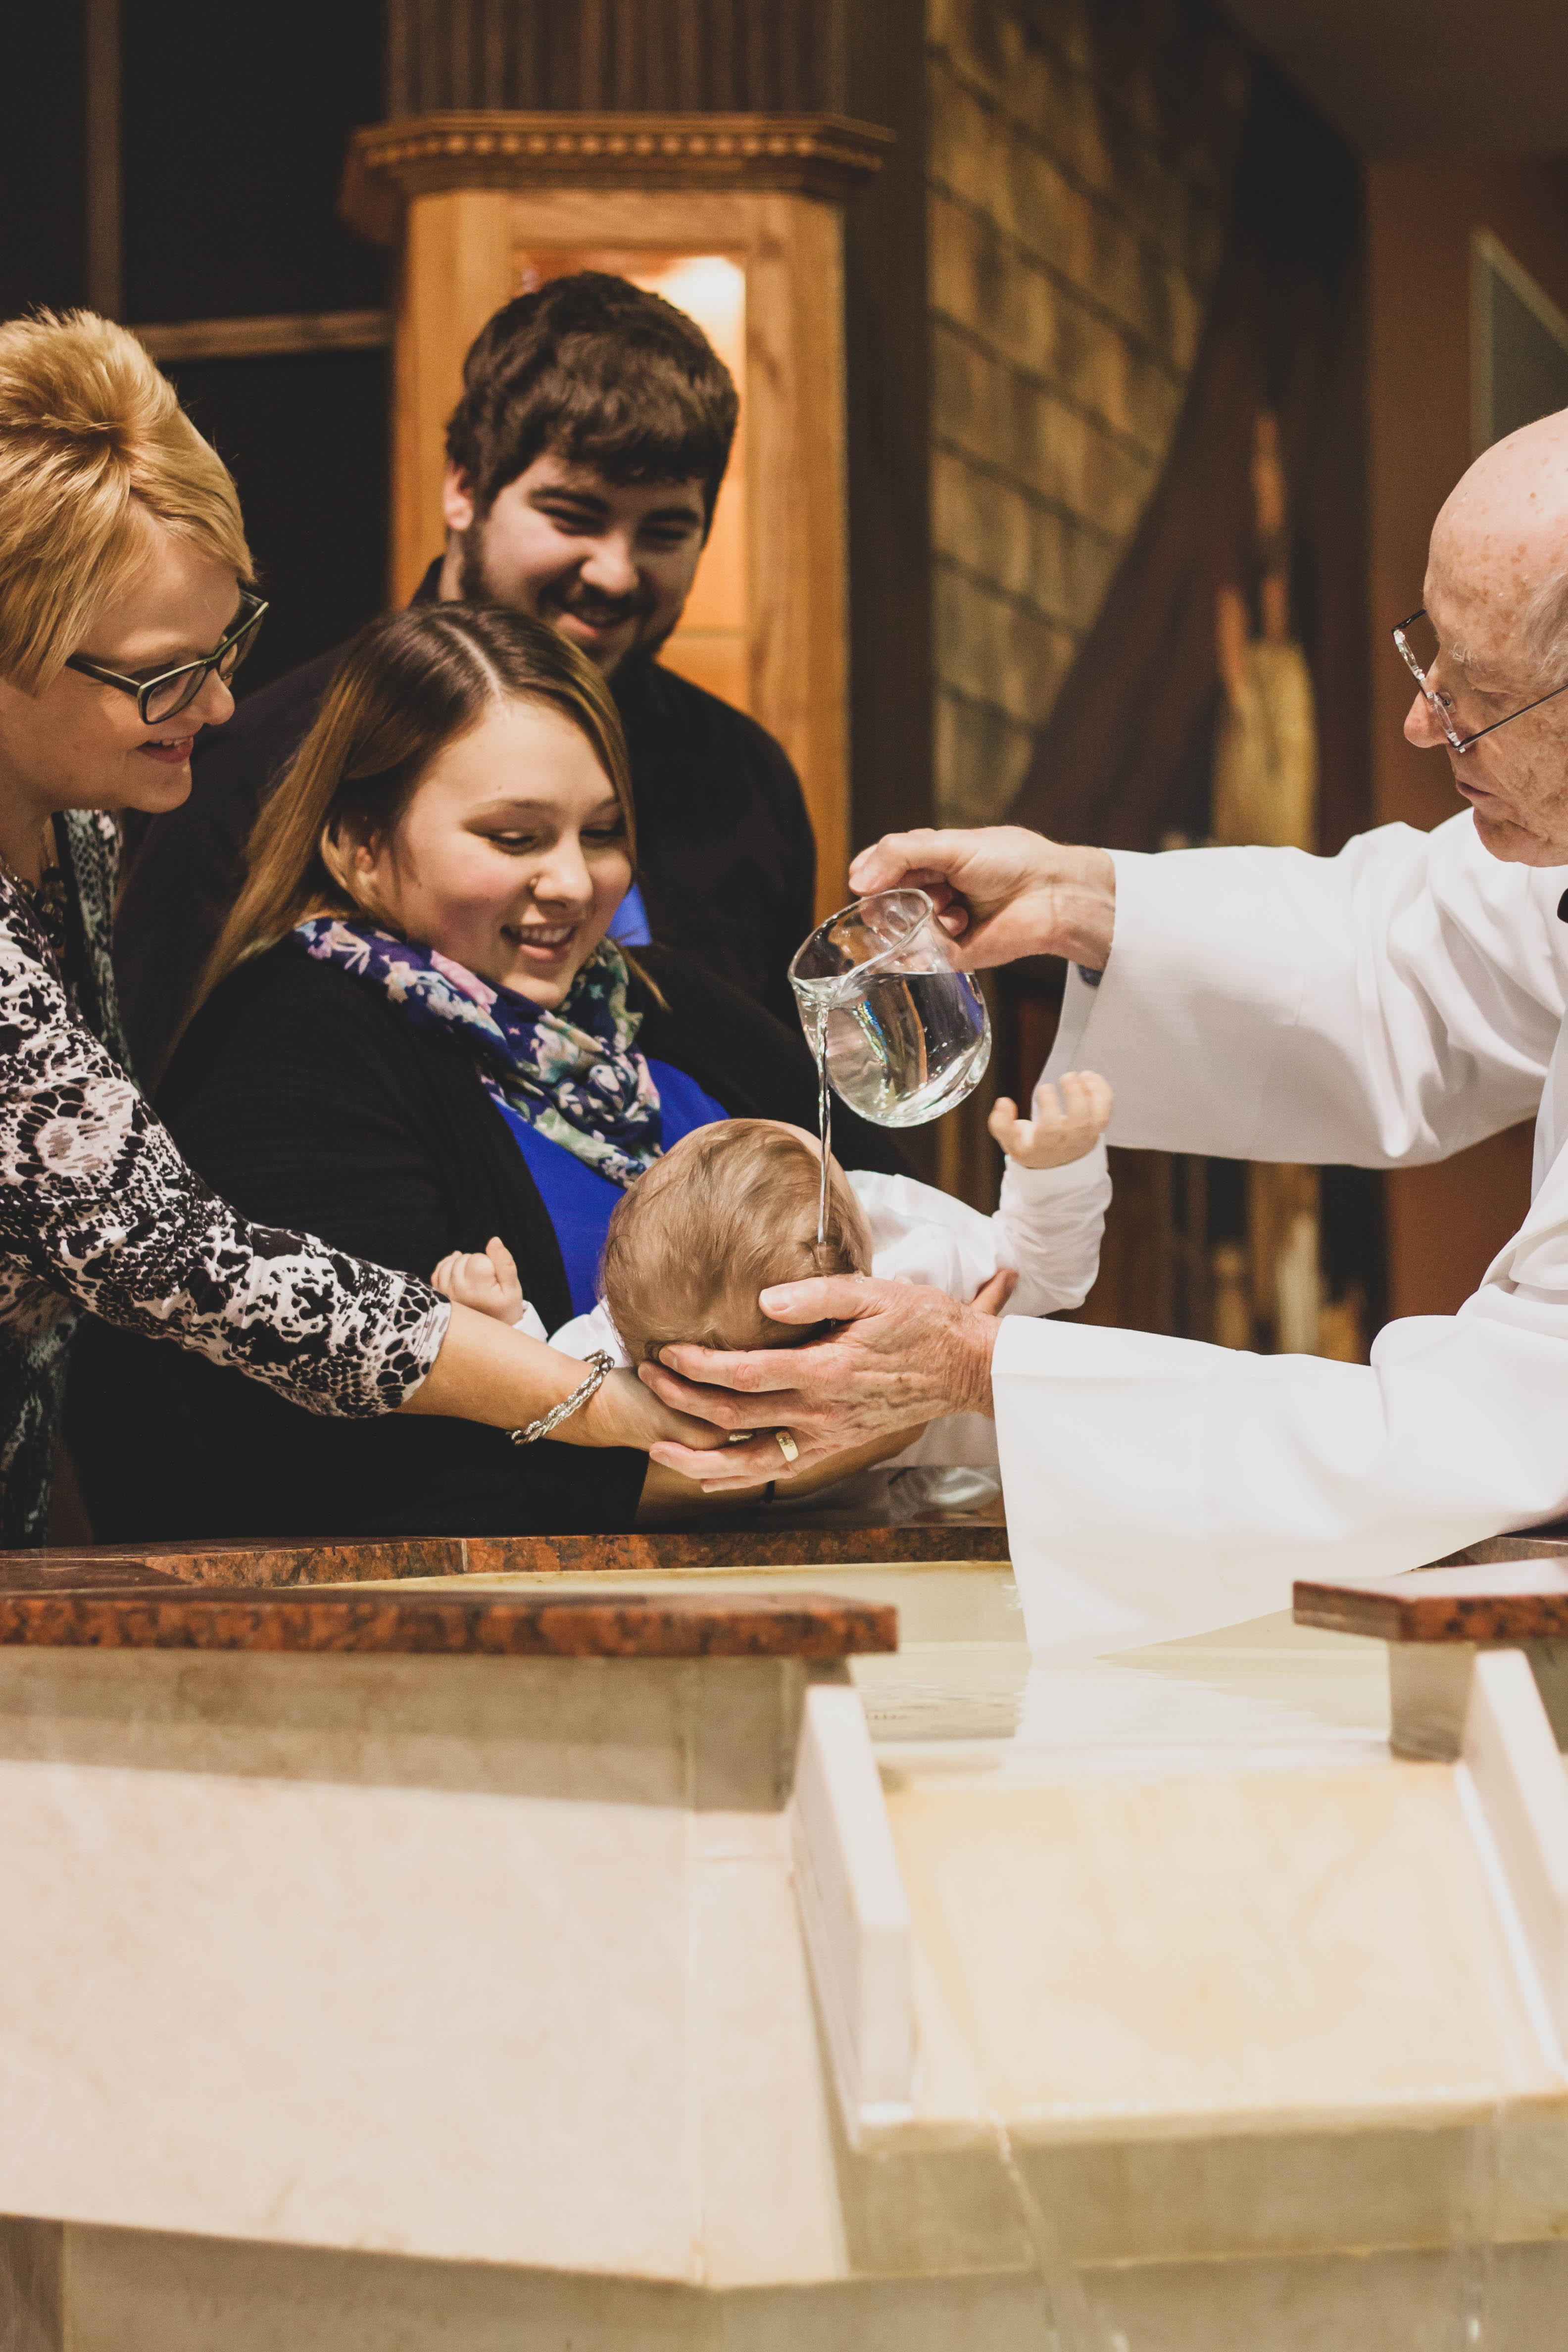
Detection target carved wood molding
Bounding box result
[132,310,392,363]
[342,109,893,243]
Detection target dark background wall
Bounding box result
[157,351,391,693]
[128,0,391,694]
[924,0,1250,828]
[2,1,393,698]
[386,0,845,113]
[119,0,386,323]
[0,12,89,318]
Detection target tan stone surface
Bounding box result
[9,1564,1568,2347]
[888,1764,1559,2134]
[53,2222,1568,2349]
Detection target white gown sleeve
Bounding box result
[992,1143,1110,1314]
[1000,809,1568,1656]
[1055,811,1565,1166]
[994,1281,1568,1656]
[848,1169,1003,1297]
[549,1300,628,1366]
[847,1158,1108,1316]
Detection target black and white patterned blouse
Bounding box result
[0,810,449,1544]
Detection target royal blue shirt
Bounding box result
[606,882,652,947]
[493,1059,730,1316]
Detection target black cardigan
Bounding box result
[67,942,907,1541]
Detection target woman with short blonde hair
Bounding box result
[0,309,252,693]
[0,309,729,1542]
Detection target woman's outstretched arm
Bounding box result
[0,937,721,1453]
[402,1303,719,1453]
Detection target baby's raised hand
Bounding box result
[430,1235,527,1325]
[987,1070,1113,1169]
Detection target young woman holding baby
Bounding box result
[69,601,931,1535]
[71,587,1113,1538]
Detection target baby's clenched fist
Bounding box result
[430,1235,527,1325]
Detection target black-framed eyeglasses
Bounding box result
[64,589,268,725]
[1393,607,1568,755]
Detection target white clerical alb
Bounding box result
[996,808,1568,1656]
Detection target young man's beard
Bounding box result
[453,520,671,665]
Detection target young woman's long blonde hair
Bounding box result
[191,603,639,1032]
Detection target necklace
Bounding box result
[0,825,69,962]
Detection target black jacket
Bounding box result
[68,941,905,1541]
[113,600,818,1075]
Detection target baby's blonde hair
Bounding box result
[0,309,252,693]
[601,1120,870,1363]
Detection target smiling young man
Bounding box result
[113,274,817,1072]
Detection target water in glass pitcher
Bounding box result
[790,889,992,1134]
[814,967,990,1128]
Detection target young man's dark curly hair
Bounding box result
[444,272,739,532]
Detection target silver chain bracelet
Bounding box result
[507,1350,617,1446]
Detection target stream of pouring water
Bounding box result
[992,2120,1117,2352]
[814,1007,832,1246]
[1447,2109,1499,2350]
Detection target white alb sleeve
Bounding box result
[1051,814,1564,1167]
[993,1288,1568,1659]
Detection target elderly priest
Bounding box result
[640,407,1568,1652]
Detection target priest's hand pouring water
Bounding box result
[656,838,1103,1490]
[640,1273,1009,1492]
[847,824,1118,974]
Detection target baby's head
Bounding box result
[600,1119,871,1363]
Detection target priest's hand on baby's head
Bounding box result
[429,1236,527,1326]
[988,1070,1112,1170]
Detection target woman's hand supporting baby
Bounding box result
[423,1235,724,1459]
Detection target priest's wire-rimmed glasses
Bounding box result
[1393,607,1568,755]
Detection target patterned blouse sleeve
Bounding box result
[0,930,450,1417]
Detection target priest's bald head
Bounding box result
[1410,408,1568,863]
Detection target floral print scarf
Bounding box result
[294,918,663,1187]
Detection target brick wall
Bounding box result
[928,0,1249,821]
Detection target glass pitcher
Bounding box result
[788,888,991,1128]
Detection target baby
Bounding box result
[433,1069,1113,1494]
